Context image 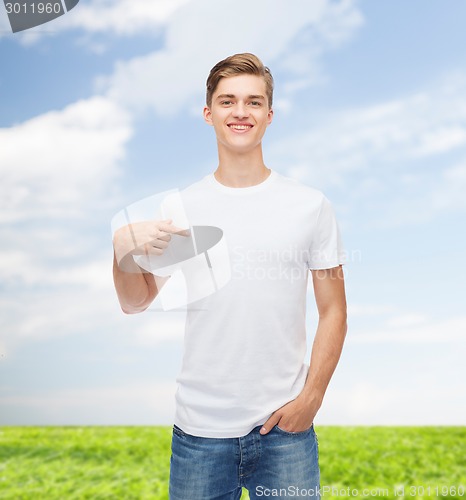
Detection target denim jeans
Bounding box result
[169,423,320,499]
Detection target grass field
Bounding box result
[0,426,464,499]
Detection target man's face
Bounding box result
[204,74,273,155]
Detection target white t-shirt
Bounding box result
[173,169,345,438]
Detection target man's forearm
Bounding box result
[301,311,347,409]
[112,253,158,314]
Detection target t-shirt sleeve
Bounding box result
[307,196,346,270]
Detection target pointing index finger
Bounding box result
[159,221,190,237]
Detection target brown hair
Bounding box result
[206,53,274,109]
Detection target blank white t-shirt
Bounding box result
[173,169,345,438]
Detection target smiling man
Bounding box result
[112,53,347,499]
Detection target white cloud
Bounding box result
[0,96,132,223]
[347,303,396,317]
[317,0,365,46]
[61,0,191,35]
[0,381,177,425]
[349,316,466,344]
[431,161,466,211]
[0,4,11,32]
[0,249,113,290]
[53,258,115,290]
[0,247,186,354]
[318,382,466,425]
[2,0,363,64]
[0,338,6,360]
[0,280,116,348]
[445,163,466,182]
[0,0,191,42]
[101,0,363,116]
[411,126,466,157]
[386,314,427,329]
[273,74,466,189]
[0,89,130,350]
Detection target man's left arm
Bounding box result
[260,265,347,434]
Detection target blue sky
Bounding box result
[1,0,465,426]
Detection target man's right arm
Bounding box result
[112,219,187,314]
[113,252,167,314]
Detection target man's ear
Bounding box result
[267,107,274,126]
[203,106,213,126]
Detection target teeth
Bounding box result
[230,125,251,130]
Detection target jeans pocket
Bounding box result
[274,424,314,436]
[173,424,186,437]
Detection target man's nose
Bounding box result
[232,102,249,119]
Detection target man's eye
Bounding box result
[250,101,262,106]
[221,101,232,105]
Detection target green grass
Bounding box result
[0,427,464,499]
[317,427,465,499]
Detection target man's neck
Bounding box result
[214,146,270,188]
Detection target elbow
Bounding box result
[114,275,158,315]
[121,305,145,315]
[340,309,348,336]
[342,316,348,338]
[335,310,347,336]
[120,297,152,315]
[319,307,347,335]
[118,291,154,315]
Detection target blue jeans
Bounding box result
[169,424,320,499]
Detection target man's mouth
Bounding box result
[228,124,253,131]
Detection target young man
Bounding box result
[113,53,347,499]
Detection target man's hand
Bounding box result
[113,218,190,272]
[112,218,190,314]
[259,392,320,435]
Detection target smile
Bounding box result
[228,124,253,131]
